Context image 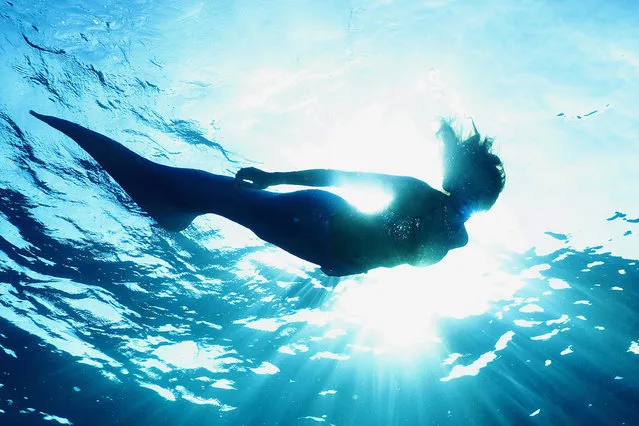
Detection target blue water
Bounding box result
[1,1,639,425]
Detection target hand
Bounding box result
[235,167,272,189]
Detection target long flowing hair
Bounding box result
[437,118,506,212]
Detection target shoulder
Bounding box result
[390,179,448,217]
[392,176,444,197]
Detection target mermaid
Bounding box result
[30,111,505,276]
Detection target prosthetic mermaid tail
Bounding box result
[29,110,197,231]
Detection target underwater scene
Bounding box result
[0,0,638,425]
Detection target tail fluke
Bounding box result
[30,110,197,231]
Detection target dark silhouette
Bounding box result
[30,111,505,276]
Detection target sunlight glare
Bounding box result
[331,186,393,213]
[334,275,441,351]
[332,249,524,356]
[285,103,444,187]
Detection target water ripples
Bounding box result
[1,1,638,424]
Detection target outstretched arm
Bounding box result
[237,167,424,191]
[235,167,340,188]
[236,167,446,216]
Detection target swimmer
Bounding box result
[29,110,505,276]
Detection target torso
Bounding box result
[324,207,391,275]
[325,200,462,275]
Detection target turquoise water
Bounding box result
[1,0,638,425]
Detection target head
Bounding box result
[438,119,506,219]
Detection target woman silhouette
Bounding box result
[30,111,505,276]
